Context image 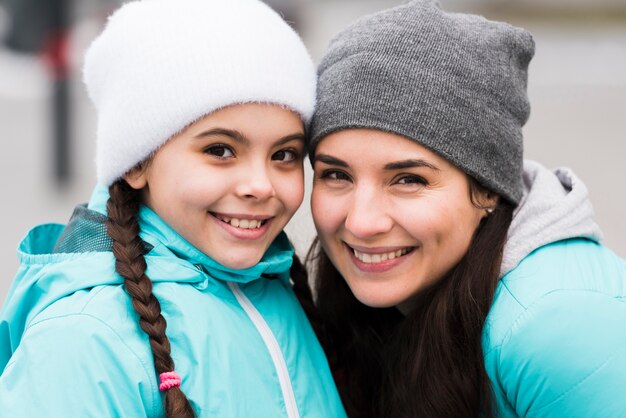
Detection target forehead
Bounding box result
[182,103,304,139]
[315,129,449,168]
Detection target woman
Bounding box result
[307,0,626,417]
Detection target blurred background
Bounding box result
[1,0,625,305]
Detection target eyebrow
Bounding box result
[383,159,440,171]
[314,154,439,171]
[194,128,304,146]
[195,128,249,145]
[313,154,349,168]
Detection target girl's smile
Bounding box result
[211,211,273,240]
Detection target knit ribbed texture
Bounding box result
[84,0,316,186]
[309,0,535,203]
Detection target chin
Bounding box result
[220,258,262,271]
[351,287,406,309]
[217,251,266,271]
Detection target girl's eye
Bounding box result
[272,149,299,162]
[205,145,234,158]
[396,175,427,185]
[319,170,351,181]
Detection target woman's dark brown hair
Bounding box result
[106,179,195,418]
[308,179,515,418]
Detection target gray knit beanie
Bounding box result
[309,0,535,204]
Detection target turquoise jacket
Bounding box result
[483,162,626,417]
[0,186,347,418]
[485,239,626,417]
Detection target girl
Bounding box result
[0,0,346,417]
[307,1,626,417]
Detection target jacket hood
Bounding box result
[1,185,294,369]
[500,160,603,277]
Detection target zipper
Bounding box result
[227,282,300,418]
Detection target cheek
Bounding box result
[311,188,343,236]
[277,170,305,213]
[447,200,483,241]
[176,176,217,203]
[392,200,442,237]
[398,199,476,249]
[157,175,226,222]
[149,159,201,198]
[286,183,305,213]
[420,201,481,263]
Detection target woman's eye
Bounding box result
[272,149,299,162]
[319,170,351,181]
[205,145,234,158]
[396,175,427,185]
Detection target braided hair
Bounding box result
[106,180,195,418]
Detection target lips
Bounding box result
[352,247,414,264]
[346,243,416,266]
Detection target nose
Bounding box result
[235,161,275,200]
[344,184,394,239]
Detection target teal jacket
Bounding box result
[485,239,626,417]
[483,162,626,417]
[0,186,346,417]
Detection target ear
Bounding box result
[123,164,148,190]
[478,191,499,217]
[483,191,499,209]
[472,188,500,219]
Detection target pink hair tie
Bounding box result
[159,371,182,392]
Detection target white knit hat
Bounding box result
[83,0,316,186]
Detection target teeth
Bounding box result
[353,248,412,264]
[216,215,264,229]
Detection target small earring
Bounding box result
[486,208,494,215]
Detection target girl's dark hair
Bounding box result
[106,180,195,418]
[308,179,515,418]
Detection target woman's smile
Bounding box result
[345,243,416,273]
